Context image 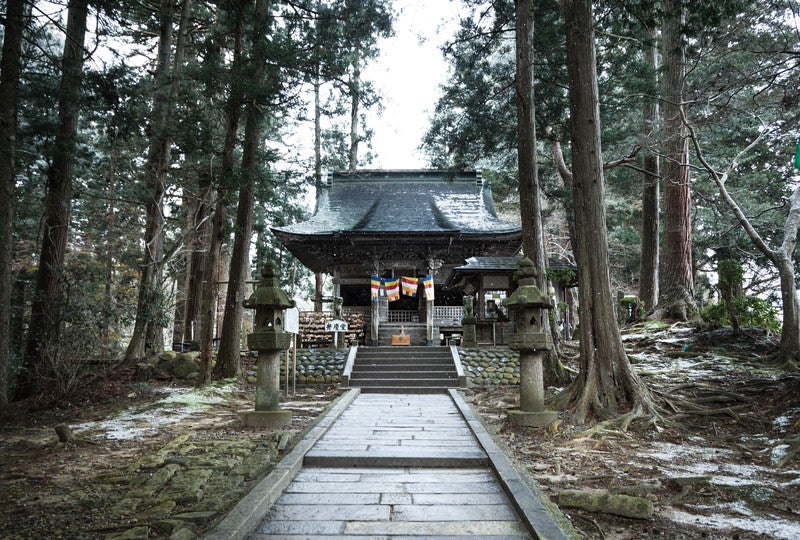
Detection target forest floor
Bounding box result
[0,322,799,539]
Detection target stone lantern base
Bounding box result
[507,409,558,428]
[241,409,293,428]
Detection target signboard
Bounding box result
[284,307,300,334]
[325,319,349,332]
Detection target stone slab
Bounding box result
[392,503,520,522]
[344,520,531,536]
[303,449,489,468]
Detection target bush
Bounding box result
[701,295,780,333]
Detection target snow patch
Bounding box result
[72,384,238,440]
[663,508,800,539]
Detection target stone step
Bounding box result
[351,377,458,387]
[351,370,456,379]
[352,364,454,372]
[357,386,454,394]
[354,358,453,366]
[303,449,489,468]
[348,346,460,394]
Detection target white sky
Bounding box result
[363,0,460,168]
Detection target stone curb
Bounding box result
[448,389,575,540]
[203,388,361,540]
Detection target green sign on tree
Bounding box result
[795,138,800,169]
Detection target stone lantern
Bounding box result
[503,257,558,427]
[241,262,294,428]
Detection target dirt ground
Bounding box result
[464,323,800,539]
[1,323,798,539]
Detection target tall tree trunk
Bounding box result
[125,0,193,360]
[515,0,567,385]
[656,0,695,320]
[313,70,325,311]
[560,0,652,423]
[102,137,117,362]
[199,1,246,382]
[181,185,212,345]
[639,33,660,312]
[214,0,272,378]
[348,51,360,171]
[0,0,29,406]
[20,0,89,398]
[125,0,175,361]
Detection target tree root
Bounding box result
[776,434,800,467]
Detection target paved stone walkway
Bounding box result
[250,394,532,539]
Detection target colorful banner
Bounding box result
[385,278,400,301]
[421,275,434,301]
[401,276,418,297]
[371,276,381,301]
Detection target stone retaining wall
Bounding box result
[155,348,520,387]
[263,348,521,387]
[457,348,521,386]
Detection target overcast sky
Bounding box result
[363,0,459,169]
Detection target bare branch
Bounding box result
[680,107,777,264]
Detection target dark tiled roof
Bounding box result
[454,256,576,272]
[455,256,520,271]
[272,170,520,236]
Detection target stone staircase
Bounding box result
[347,346,461,393]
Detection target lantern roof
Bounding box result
[243,263,295,310]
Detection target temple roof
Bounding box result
[272,170,520,237]
[271,170,522,275]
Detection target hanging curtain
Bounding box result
[401,276,418,297]
[371,276,381,301]
[385,278,400,301]
[421,275,434,301]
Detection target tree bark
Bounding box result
[348,50,360,171]
[125,0,193,361]
[639,33,660,313]
[515,0,567,385]
[656,0,695,320]
[20,0,89,398]
[214,0,272,378]
[313,66,325,312]
[560,0,650,422]
[125,0,175,361]
[0,0,28,406]
[198,2,247,385]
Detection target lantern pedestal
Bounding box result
[242,346,292,428]
[508,351,558,427]
[461,321,477,348]
[503,257,560,428]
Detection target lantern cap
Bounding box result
[243,262,295,310]
[503,257,553,310]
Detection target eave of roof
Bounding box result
[271,169,521,238]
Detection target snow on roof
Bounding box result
[272,170,520,237]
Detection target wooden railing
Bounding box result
[344,305,464,325]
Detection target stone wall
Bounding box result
[457,348,521,386]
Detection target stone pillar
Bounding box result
[241,263,294,428]
[370,298,379,346]
[461,295,477,348]
[426,299,434,346]
[254,348,282,412]
[503,258,559,427]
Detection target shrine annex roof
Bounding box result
[272,170,520,237]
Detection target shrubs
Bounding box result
[701,296,780,333]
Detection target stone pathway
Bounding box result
[248,394,535,539]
